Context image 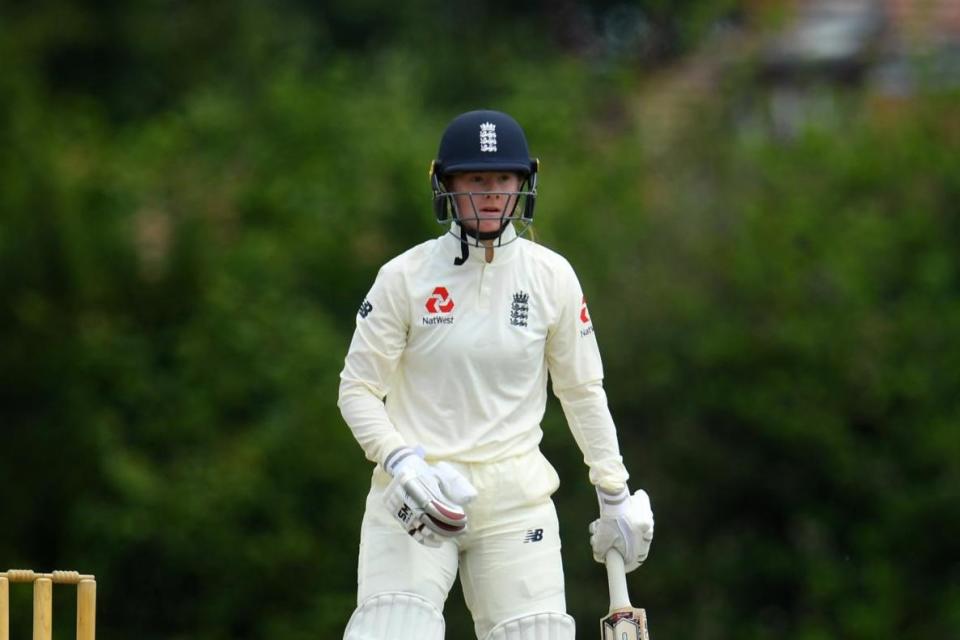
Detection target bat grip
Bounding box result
[605,549,632,611]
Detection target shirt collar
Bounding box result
[440,222,520,265]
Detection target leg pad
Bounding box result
[485,611,575,640]
[343,591,445,640]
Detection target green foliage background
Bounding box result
[2,2,958,638]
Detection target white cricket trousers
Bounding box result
[355,447,568,639]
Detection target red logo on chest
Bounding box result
[426,286,455,314]
[580,295,591,324]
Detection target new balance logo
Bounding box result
[523,528,544,543]
[358,299,373,319]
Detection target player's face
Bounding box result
[448,172,522,236]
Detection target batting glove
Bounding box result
[382,446,477,547]
[589,485,654,572]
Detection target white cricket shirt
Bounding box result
[338,224,629,489]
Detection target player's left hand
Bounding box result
[589,485,654,572]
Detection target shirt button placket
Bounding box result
[478,263,491,312]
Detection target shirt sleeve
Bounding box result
[546,260,629,491]
[337,262,410,467]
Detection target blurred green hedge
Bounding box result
[2,2,958,639]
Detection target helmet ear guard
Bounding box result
[430,160,451,223]
[521,159,539,222]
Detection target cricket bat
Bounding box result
[600,549,650,640]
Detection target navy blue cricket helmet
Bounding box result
[430,110,539,244]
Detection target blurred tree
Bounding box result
[2,1,957,639]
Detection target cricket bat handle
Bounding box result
[605,549,632,611]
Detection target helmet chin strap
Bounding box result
[453,225,469,266]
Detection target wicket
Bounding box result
[0,570,95,640]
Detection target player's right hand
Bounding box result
[382,446,477,547]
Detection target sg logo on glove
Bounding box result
[396,504,414,526]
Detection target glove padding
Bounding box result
[589,485,654,572]
[382,446,478,547]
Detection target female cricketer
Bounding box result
[338,110,654,640]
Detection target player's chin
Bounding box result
[459,218,502,236]
[477,219,504,234]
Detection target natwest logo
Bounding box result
[425,286,455,314]
[579,295,594,337]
